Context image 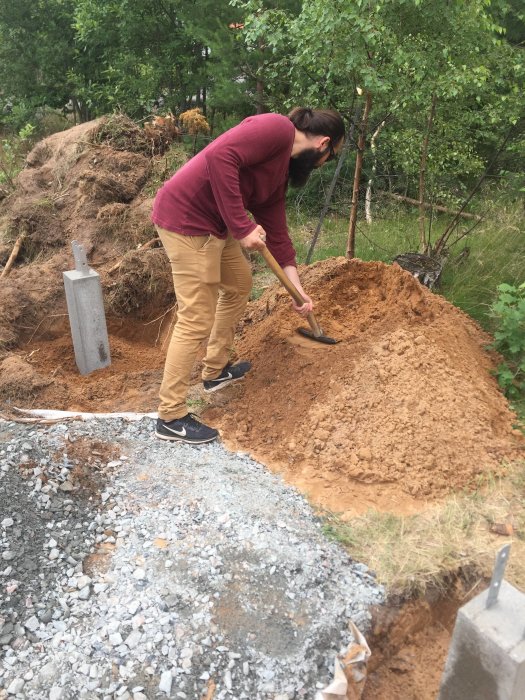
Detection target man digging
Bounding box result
[152,107,345,443]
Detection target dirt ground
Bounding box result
[1,118,523,699]
[362,574,484,700]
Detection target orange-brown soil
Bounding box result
[207,257,523,515]
[362,575,484,700]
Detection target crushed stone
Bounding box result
[0,417,383,699]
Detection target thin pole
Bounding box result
[305,107,361,265]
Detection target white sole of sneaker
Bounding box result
[203,376,245,394]
[154,430,218,444]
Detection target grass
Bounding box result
[320,460,525,596]
[187,397,209,412]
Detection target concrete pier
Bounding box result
[63,241,111,375]
[439,579,525,700]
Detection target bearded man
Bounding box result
[152,107,345,443]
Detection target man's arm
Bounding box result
[250,188,296,268]
[283,265,314,316]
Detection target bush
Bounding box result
[490,282,525,401]
[0,123,36,188]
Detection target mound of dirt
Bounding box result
[206,258,523,511]
[0,355,52,402]
[0,115,175,351]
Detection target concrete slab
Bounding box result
[439,580,525,700]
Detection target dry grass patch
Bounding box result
[322,459,525,596]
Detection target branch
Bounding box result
[433,123,517,255]
[379,192,482,221]
[347,92,373,259]
[1,235,26,278]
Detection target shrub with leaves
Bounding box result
[490,282,525,400]
[0,123,36,190]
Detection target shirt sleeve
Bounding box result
[204,116,293,241]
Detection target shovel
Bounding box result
[260,246,338,345]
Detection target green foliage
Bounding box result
[0,0,78,115]
[0,0,523,205]
[0,123,36,188]
[71,0,203,117]
[490,282,525,400]
[234,0,525,197]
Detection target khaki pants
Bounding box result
[156,226,252,420]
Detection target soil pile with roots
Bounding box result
[0,116,177,412]
[0,114,175,351]
[206,258,523,512]
[0,120,522,511]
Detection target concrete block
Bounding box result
[63,242,111,375]
[439,580,525,700]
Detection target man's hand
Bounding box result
[292,293,314,317]
[239,225,267,252]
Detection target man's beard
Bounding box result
[288,148,321,188]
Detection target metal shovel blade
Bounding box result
[297,327,339,345]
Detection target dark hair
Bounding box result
[288,107,345,145]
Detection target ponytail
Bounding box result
[288,107,345,144]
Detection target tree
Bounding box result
[72,0,208,117]
[0,0,78,124]
[233,0,525,253]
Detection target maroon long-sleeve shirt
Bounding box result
[152,113,297,267]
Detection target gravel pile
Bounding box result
[0,417,384,699]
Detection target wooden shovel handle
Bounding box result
[260,246,323,338]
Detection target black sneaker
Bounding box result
[203,361,252,393]
[155,414,219,444]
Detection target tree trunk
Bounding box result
[418,94,437,253]
[365,118,386,224]
[256,81,264,114]
[72,97,80,125]
[256,39,265,114]
[209,107,216,137]
[346,92,372,259]
[202,47,209,116]
[305,106,361,264]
